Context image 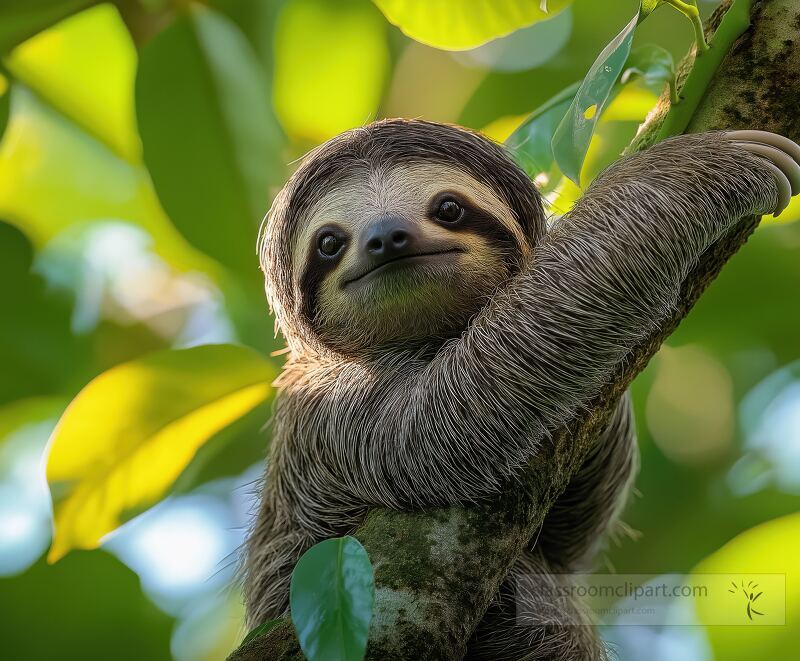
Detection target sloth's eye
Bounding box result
[318,232,344,257]
[436,198,463,223]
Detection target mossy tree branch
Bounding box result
[229,1,800,658]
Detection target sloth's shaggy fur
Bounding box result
[247,119,780,659]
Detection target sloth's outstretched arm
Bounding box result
[290,131,799,515]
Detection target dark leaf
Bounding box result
[290,536,374,661]
[0,0,93,54]
[505,81,579,188]
[136,6,284,276]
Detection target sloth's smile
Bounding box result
[344,248,464,286]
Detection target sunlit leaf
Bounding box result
[291,536,374,661]
[136,5,284,275]
[551,0,657,184]
[274,0,388,143]
[454,6,573,72]
[372,0,572,50]
[46,343,276,562]
[170,395,270,495]
[693,513,800,657]
[0,0,93,54]
[6,4,139,161]
[600,85,659,122]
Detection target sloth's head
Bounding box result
[260,119,546,356]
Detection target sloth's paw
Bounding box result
[727,129,800,216]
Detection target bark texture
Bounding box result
[229,1,800,658]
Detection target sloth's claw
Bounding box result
[734,142,800,193]
[728,129,800,163]
[726,130,800,216]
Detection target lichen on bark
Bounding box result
[229,1,800,658]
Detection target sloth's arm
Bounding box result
[357,131,799,507]
[297,131,799,511]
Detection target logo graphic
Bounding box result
[728,580,765,621]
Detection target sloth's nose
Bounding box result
[363,217,417,258]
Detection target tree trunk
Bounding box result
[229,1,800,658]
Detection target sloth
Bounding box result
[246,118,800,659]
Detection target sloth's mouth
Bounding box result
[344,248,464,286]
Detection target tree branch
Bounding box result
[229,1,800,658]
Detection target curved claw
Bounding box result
[733,142,800,195]
[727,130,800,163]
[725,129,800,216]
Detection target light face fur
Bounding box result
[259,118,546,358]
[290,163,530,353]
[248,119,797,660]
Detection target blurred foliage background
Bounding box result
[1,0,798,659]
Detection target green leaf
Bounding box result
[551,0,657,184]
[622,44,675,91]
[241,619,282,646]
[371,0,572,50]
[0,553,173,661]
[136,5,284,275]
[505,47,671,190]
[505,81,579,188]
[0,220,87,405]
[0,0,93,54]
[291,536,375,661]
[46,343,276,562]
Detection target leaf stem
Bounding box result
[654,0,753,142]
[664,0,710,53]
[668,75,679,105]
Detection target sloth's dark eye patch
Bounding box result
[435,198,463,223]
[301,226,348,324]
[318,232,344,257]
[429,190,521,270]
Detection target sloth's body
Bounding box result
[247,119,799,659]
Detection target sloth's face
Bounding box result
[293,162,529,353]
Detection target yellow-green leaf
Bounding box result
[46,344,275,562]
[6,4,139,161]
[372,0,571,50]
[274,0,389,143]
[693,513,800,658]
